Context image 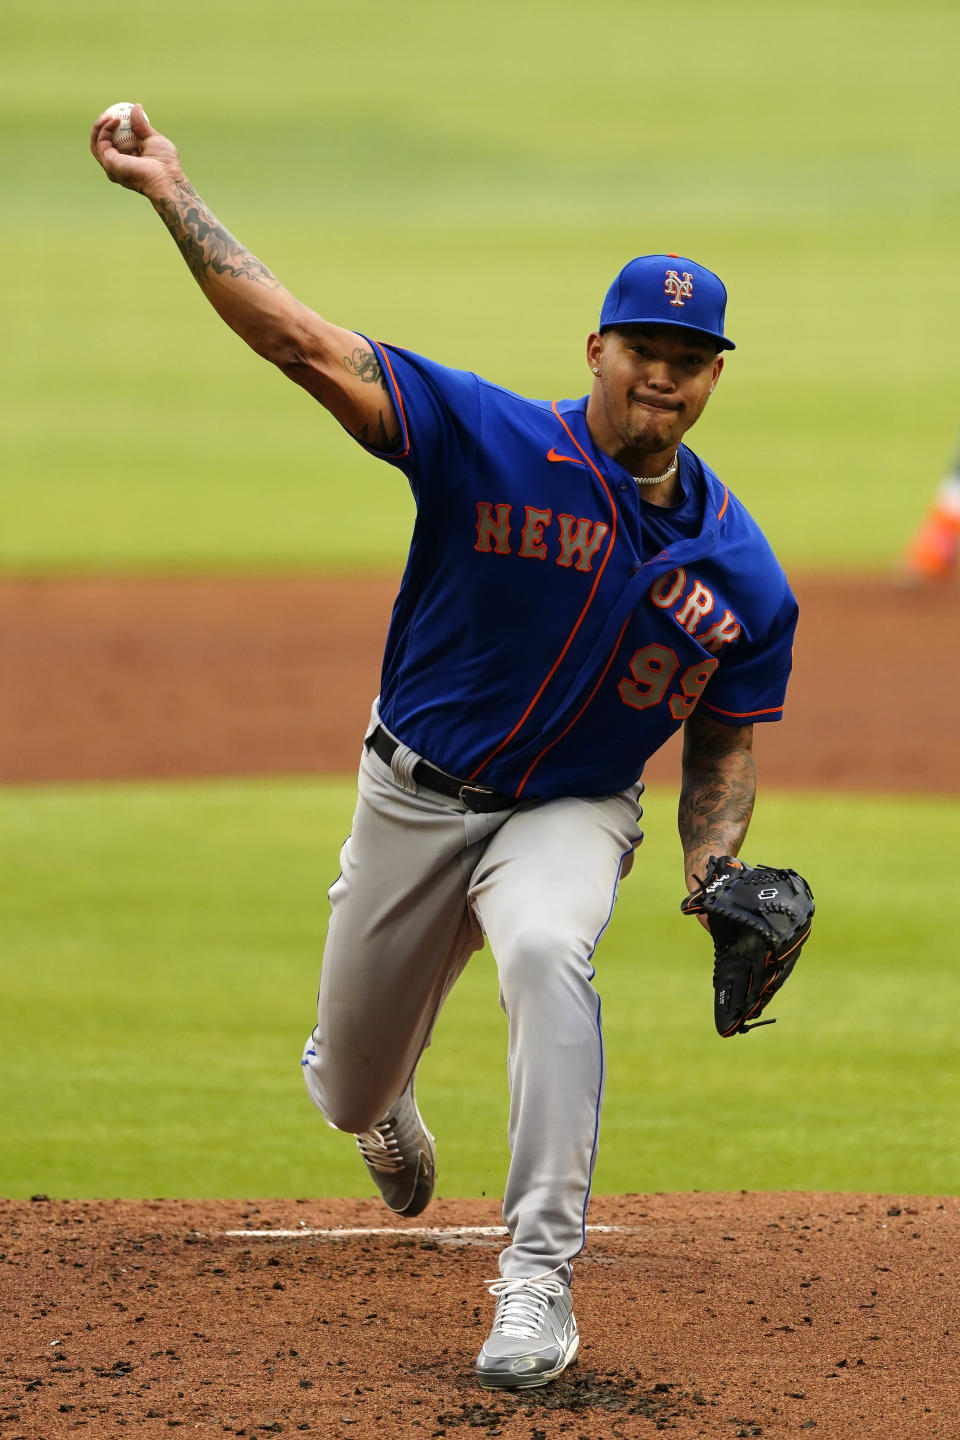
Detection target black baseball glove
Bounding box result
[681,855,814,1036]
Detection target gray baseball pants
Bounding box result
[303,705,643,1279]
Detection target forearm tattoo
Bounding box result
[679,721,756,878]
[155,182,401,448]
[154,180,280,291]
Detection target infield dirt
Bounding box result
[0,572,956,791]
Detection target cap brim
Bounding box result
[599,316,735,351]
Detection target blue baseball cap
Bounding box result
[599,254,735,351]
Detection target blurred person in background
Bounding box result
[902,445,960,581]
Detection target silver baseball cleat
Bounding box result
[476,1270,579,1389]
[353,1079,436,1218]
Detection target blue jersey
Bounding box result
[357,340,797,801]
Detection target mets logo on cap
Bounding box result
[597,254,736,350]
[664,269,694,307]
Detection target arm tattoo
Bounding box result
[154,179,280,292]
[350,410,403,452]
[343,349,400,449]
[678,717,756,881]
[342,348,389,390]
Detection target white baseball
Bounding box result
[105,102,148,154]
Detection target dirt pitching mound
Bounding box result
[2,1192,956,1439]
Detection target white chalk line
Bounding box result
[225,1224,639,1239]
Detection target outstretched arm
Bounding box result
[89,105,401,451]
[679,709,756,896]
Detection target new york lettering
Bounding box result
[475,502,610,572]
[649,567,741,654]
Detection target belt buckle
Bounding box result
[457,783,498,813]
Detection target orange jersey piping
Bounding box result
[700,699,784,719]
[467,403,618,784]
[370,342,411,460]
[514,616,633,797]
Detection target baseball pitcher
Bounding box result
[90,104,813,1392]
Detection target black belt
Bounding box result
[366,726,519,813]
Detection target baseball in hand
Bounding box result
[105,102,148,154]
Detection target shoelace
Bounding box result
[485,1270,566,1340]
[355,1120,405,1175]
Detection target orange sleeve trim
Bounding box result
[468,403,618,782]
[700,699,783,719]
[717,485,729,522]
[514,615,632,797]
[367,341,411,460]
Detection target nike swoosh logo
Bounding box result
[546,447,587,466]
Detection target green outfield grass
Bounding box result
[2,778,956,1199]
[3,0,960,572]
